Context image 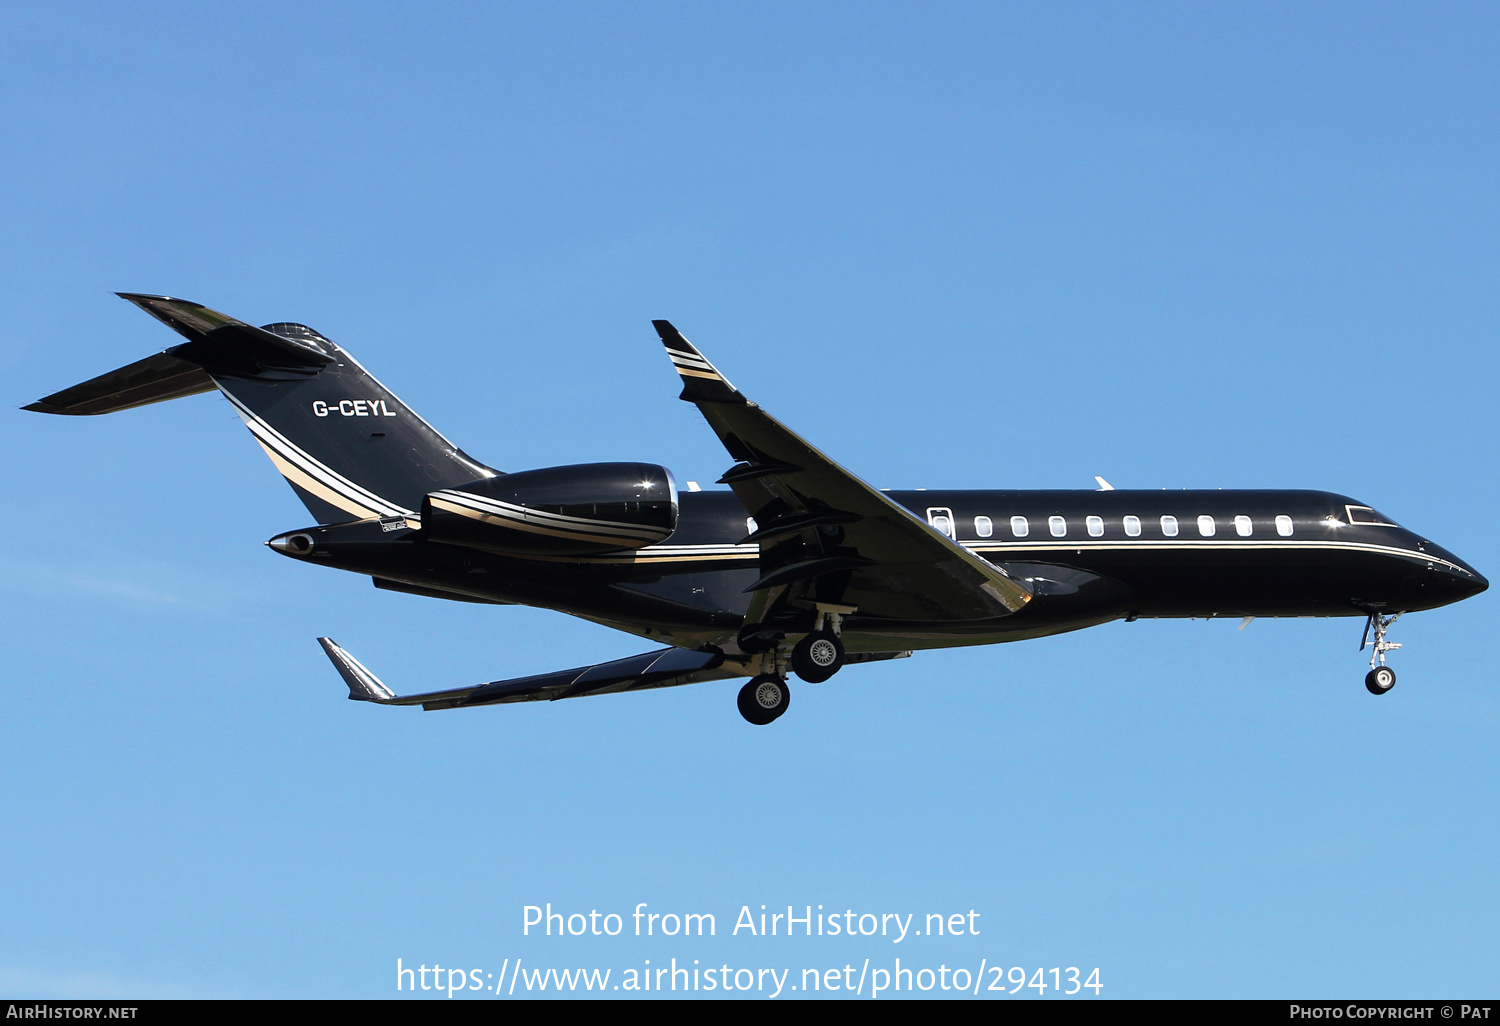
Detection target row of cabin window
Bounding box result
[965,514,1296,539]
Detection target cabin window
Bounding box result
[974,516,993,538]
[926,507,956,538]
[1123,515,1142,537]
[1011,516,1029,538]
[1234,515,1252,537]
[1198,515,1216,537]
[746,517,758,536]
[1049,515,1067,537]
[1275,515,1294,537]
[1161,515,1179,537]
[1086,515,1104,537]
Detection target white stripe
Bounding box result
[223,392,415,517]
[960,538,1471,573]
[432,491,663,540]
[432,502,663,545]
[250,439,381,520]
[663,341,737,392]
[601,537,1465,572]
[225,392,401,511]
[241,415,409,518]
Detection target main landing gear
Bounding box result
[737,604,854,724]
[789,604,851,684]
[1361,612,1402,696]
[738,674,790,725]
[791,630,844,683]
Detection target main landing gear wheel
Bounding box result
[791,630,845,684]
[737,674,790,725]
[1365,666,1396,695]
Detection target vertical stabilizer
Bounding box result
[26,295,499,524]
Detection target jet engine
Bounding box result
[422,462,677,556]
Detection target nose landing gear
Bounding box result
[1365,665,1396,695]
[1360,612,1402,695]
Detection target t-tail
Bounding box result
[25,293,498,524]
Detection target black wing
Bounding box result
[654,321,1032,641]
[317,639,740,710]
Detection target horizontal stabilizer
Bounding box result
[25,293,335,417]
[116,292,248,340]
[24,351,215,415]
[112,295,334,372]
[314,639,739,710]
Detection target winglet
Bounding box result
[652,320,744,404]
[317,637,397,703]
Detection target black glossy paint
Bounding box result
[267,485,1486,656]
[29,294,1489,679]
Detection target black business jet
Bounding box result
[26,295,1488,724]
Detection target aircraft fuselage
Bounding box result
[31,296,1488,715]
[273,487,1486,655]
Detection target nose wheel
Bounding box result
[1360,612,1402,695]
[1365,666,1396,695]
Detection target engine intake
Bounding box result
[423,463,677,556]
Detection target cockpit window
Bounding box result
[1345,505,1400,527]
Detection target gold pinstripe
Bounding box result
[496,536,1457,571]
[253,440,383,520]
[430,496,666,548]
[962,538,1466,572]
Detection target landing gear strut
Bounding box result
[1360,612,1402,695]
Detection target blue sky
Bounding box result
[2,1,1497,999]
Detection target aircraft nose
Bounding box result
[1431,555,1487,599]
[1451,564,1488,596]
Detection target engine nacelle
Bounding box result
[423,462,677,556]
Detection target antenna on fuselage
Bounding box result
[1094,476,1115,491]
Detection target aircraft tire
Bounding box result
[1365,666,1396,695]
[791,630,844,684]
[738,675,790,725]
